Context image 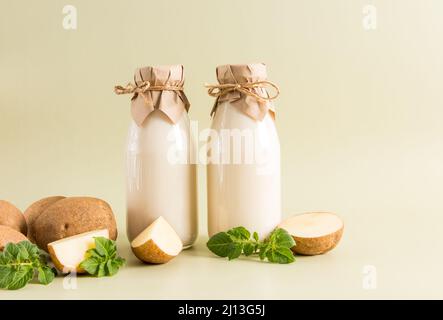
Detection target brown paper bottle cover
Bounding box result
[210,63,277,121]
[118,65,190,126]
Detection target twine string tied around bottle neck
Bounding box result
[114,81,184,104]
[205,80,280,102]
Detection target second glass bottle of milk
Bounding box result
[207,64,281,238]
[120,65,197,248]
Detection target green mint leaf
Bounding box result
[80,256,101,275]
[243,243,255,256]
[85,248,103,259]
[6,266,34,290]
[0,253,9,265]
[227,243,243,260]
[97,263,106,277]
[206,232,234,258]
[0,241,56,290]
[258,243,269,261]
[37,266,55,285]
[207,227,296,264]
[106,257,126,276]
[227,227,250,241]
[105,260,119,276]
[18,241,40,260]
[266,247,295,264]
[16,243,30,261]
[271,228,295,248]
[106,260,116,276]
[0,266,14,289]
[3,243,20,261]
[21,241,40,255]
[93,237,110,257]
[107,242,117,257]
[114,257,126,268]
[80,238,125,277]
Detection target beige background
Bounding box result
[1,0,443,299]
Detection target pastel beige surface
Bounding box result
[1,0,443,299]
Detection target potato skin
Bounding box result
[24,196,66,243]
[132,239,175,264]
[33,197,117,250]
[291,227,344,255]
[0,225,28,251]
[0,200,27,235]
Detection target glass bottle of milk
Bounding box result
[206,64,281,238]
[116,65,197,248]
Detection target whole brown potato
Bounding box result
[0,200,27,235]
[0,225,28,251]
[24,196,66,243]
[33,197,118,250]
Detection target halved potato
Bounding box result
[48,229,109,273]
[131,216,183,264]
[279,212,344,255]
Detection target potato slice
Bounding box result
[131,216,183,264]
[279,212,344,255]
[48,229,109,273]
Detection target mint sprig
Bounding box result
[0,241,56,290]
[79,237,125,277]
[207,227,296,264]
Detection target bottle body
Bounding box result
[207,101,281,238]
[126,110,198,247]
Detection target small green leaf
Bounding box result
[79,238,125,277]
[3,243,20,261]
[80,257,101,275]
[93,237,110,257]
[97,263,106,277]
[85,248,102,260]
[6,266,34,290]
[114,257,126,268]
[37,266,55,285]
[206,227,297,265]
[258,243,269,260]
[20,241,40,258]
[0,253,9,265]
[106,260,116,276]
[107,260,123,276]
[243,243,255,256]
[271,228,295,249]
[206,232,234,258]
[267,247,295,264]
[0,266,15,289]
[16,243,30,261]
[227,227,250,241]
[227,243,243,260]
[0,241,56,290]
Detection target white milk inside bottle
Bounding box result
[116,65,197,247]
[206,64,281,238]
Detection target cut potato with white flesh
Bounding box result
[48,229,109,273]
[131,216,183,264]
[279,212,344,255]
